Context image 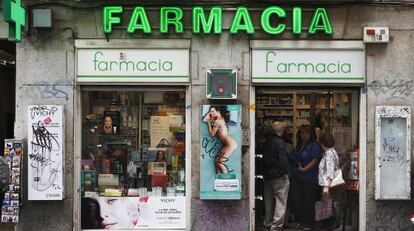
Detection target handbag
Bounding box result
[156,138,171,148]
[330,168,345,188]
[315,199,334,221]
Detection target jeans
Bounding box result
[263,174,290,230]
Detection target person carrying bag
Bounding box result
[316,133,344,231]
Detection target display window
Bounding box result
[80,89,186,230]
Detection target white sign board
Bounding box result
[252,49,365,83]
[375,106,411,200]
[77,49,189,83]
[149,116,174,148]
[89,196,186,229]
[214,179,240,191]
[28,105,64,200]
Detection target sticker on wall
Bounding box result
[200,105,242,199]
[27,105,64,200]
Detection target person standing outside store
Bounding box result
[318,133,341,231]
[291,125,322,230]
[263,122,290,231]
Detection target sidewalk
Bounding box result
[0,223,14,231]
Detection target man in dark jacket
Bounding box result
[263,122,290,231]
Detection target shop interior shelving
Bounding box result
[256,90,346,146]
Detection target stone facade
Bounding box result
[2,2,414,230]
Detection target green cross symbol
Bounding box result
[3,0,26,42]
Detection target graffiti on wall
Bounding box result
[368,79,414,100]
[191,199,249,231]
[370,203,414,231]
[24,80,72,101]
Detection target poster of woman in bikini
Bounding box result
[200,105,241,200]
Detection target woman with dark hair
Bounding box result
[81,197,105,229]
[203,106,237,173]
[155,150,166,162]
[102,115,115,134]
[291,125,322,230]
[314,111,326,140]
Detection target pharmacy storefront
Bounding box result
[74,39,191,230]
[250,40,366,230]
[16,2,414,231]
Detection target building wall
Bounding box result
[0,11,9,39]
[15,26,75,231]
[12,4,414,230]
[365,31,414,230]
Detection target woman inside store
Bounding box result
[155,150,167,163]
[315,111,327,141]
[102,115,116,135]
[203,106,237,173]
[318,133,341,231]
[291,125,322,230]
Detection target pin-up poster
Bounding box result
[27,105,64,200]
[200,105,242,199]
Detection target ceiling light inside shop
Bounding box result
[0,50,15,66]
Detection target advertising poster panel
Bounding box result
[82,196,185,229]
[27,105,64,200]
[200,105,242,199]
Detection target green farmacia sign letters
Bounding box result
[103,6,333,35]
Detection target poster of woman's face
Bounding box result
[96,197,138,229]
[81,196,186,229]
[81,197,147,229]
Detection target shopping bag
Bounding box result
[315,199,334,221]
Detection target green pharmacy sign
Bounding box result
[251,44,365,84]
[3,0,26,42]
[76,48,190,83]
[103,6,333,35]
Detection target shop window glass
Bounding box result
[80,90,186,229]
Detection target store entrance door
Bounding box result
[0,41,15,155]
[254,88,360,231]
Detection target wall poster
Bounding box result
[82,196,185,229]
[200,105,242,200]
[27,105,64,200]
